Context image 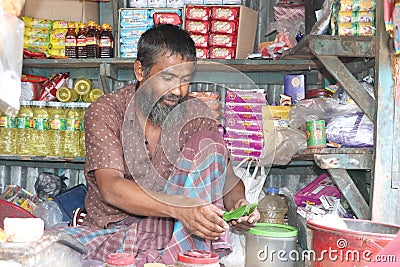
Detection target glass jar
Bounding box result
[175,250,219,267]
[107,253,135,267]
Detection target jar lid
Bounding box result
[247,223,298,238]
[177,250,218,264]
[306,89,329,99]
[107,253,135,266]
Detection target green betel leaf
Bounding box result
[222,203,258,221]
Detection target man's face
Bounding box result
[135,54,195,127]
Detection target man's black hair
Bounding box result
[137,24,196,77]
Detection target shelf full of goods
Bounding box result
[0,73,104,159]
[22,16,114,59]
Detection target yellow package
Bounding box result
[338,11,353,23]
[22,16,52,29]
[358,22,375,36]
[24,27,50,38]
[24,36,50,49]
[353,0,376,11]
[52,20,72,29]
[50,28,68,44]
[262,105,291,140]
[47,47,66,58]
[339,0,353,11]
[338,22,357,36]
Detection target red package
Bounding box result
[211,7,240,21]
[153,12,182,26]
[21,74,47,83]
[196,47,209,59]
[209,47,235,59]
[190,34,209,47]
[39,72,70,101]
[186,20,210,34]
[209,34,237,47]
[210,20,237,34]
[185,6,211,21]
[23,48,46,59]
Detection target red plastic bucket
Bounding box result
[307,218,400,267]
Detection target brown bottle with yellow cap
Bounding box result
[76,23,87,59]
[86,21,97,58]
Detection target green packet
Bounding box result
[222,203,258,221]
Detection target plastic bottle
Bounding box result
[64,102,81,158]
[0,110,16,155]
[56,86,79,103]
[98,23,113,58]
[65,22,77,58]
[82,88,104,103]
[47,102,67,157]
[86,20,98,58]
[76,23,87,58]
[15,101,33,155]
[73,77,92,96]
[78,102,90,158]
[33,198,64,229]
[258,187,288,224]
[31,101,49,156]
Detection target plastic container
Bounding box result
[305,119,326,148]
[82,260,105,267]
[107,253,135,267]
[47,102,66,157]
[31,101,49,156]
[245,223,298,267]
[175,250,219,267]
[0,110,16,155]
[15,101,33,155]
[64,102,81,157]
[258,187,288,224]
[0,199,35,229]
[307,218,400,267]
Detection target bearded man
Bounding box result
[63,24,259,266]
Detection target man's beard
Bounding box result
[136,89,185,129]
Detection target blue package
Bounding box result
[53,184,87,221]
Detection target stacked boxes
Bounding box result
[184,5,257,59]
[331,0,376,36]
[118,8,183,58]
[224,90,267,161]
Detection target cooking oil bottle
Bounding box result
[47,102,66,157]
[82,88,104,103]
[78,102,90,158]
[31,101,49,156]
[64,102,80,157]
[73,77,91,97]
[0,110,16,155]
[56,87,79,103]
[15,101,33,155]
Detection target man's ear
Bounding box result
[134,60,144,82]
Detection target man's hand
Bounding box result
[2,0,25,16]
[175,200,230,240]
[226,198,260,231]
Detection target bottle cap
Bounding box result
[247,223,298,237]
[177,250,218,264]
[107,253,135,266]
[267,187,279,194]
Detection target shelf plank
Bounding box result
[23,58,321,73]
[282,35,375,58]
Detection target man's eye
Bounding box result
[163,75,174,81]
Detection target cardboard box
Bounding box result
[184,5,258,59]
[22,0,99,22]
[284,74,305,104]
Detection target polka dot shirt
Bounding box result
[83,83,219,229]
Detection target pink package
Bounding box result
[225,110,263,121]
[224,137,263,150]
[227,146,262,160]
[225,102,264,113]
[294,173,341,207]
[226,90,267,104]
[226,117,262,131]
[224,128,263,143]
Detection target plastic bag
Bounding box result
[326,113,374,147]
[0,0,25,116]
[34,172,68,200]
[33,199,64,229]
[220,159,267,267]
